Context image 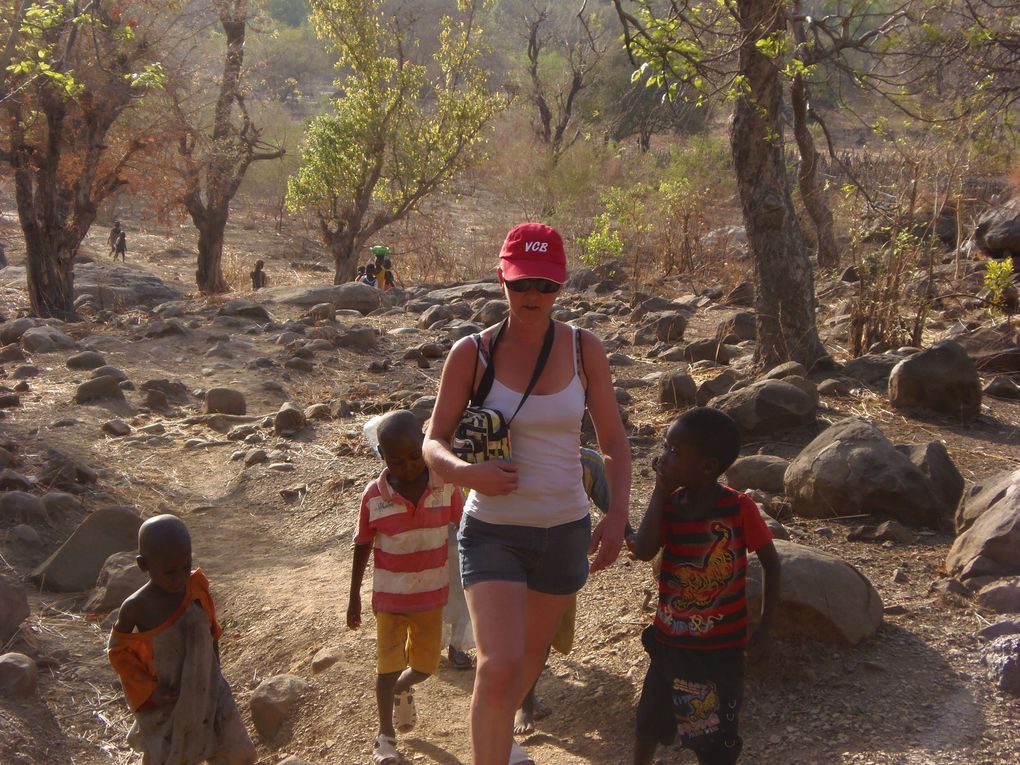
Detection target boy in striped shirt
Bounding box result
[348,410,464,765]
[631,408,781,765]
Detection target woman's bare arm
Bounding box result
[579,329,631,573]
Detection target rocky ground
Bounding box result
[0,207,1018,765]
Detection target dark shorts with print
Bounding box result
[636,626,744,765]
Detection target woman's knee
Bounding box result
[474,652,523,694]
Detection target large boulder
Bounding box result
[473,299,508,328]
[21,325,75,353]
[217,299,272,323]
[250,674,310,740]
[888,341,981,419]
[0,576,29,645]
[0,491,48,525]
[895,441,964,528]
[205,387,247,415]
[66,351,106,370]
[784,418,945,527]
[957,468,1019,534]
[31,506,142,592]
[658,371,697,409]
[981,636,1020,695]
[746,540,883,645]
[73,261,183,306]
[696,368,742,406]
[709,379,817,437]
[947,473,1020,580]
[725,455,790,493]
[74,375,125,404]
[424,281,504,303]
[951,322,1020,374]
[258,283,383,314]
[974,197,1020,256]
[0,318,36,345]
[84,551,146,613]
[842,353,901,388]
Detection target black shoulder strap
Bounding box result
[507,319,556,424]
[470,319,507,407]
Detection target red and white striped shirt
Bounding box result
[354,469,464,613]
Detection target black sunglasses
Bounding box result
[505,278,561,294]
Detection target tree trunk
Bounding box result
[331,228,359,284]
[791,74,839,269]
[193,206,230,294]
[731,0,828,371]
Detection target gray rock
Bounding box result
[39,449,97,492]
[0,469,34,491]
[74,375,125,404]
[724,281,754,306]
[205,387,246,415]
[726,455,790,493]
[978,620,1020,642]
[140,379,189,405]
[473,299,508,328]
[102,420,131,437]
[21,326,75,353]
[10,365,38,379]
[763,361,807,380]
[250,674,310,739]
[90,365,129,382]
[244,449,269,467]
[336,325,378,351]
[311,648,340,674]
[977,578,1020,614]
[658,371,697,409]
[424,282,504,303]
[696,369,742,406]
[41,492,83,517]
[0,318,36,345]
[981,636,1020,694]
[710,379,817,437]
[985,375,1020,399]
[784,418,945,527]
[0,491,48,525]
[0,577,29,644]
[31,506,142,592]
[948,474,1020,581]
[974,196,1020,256]
[818,377,854,396]
[685,339,738,365]
[84,551,146,613]
[0,345,27,363]
[284,357,314,372]
[957,468,1019,534]
[746,540,883,645]
[218,299,272,323]
[0,653,37,697]
[274,403,307,436]
[843,353,901,388]
[143,319,189,338]
[895,441,964,528]
[66,351,106,370]
[259,282,383,314]
[717,312,756,342]
[73,261,183,306]
[653,312,688,342]
[12,524,40,545]
[889,340,982,418]
[419,303,456,329]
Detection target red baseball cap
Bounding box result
[499,223,567,284]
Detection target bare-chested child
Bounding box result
[348,410,464,765]
[108,515,256,765]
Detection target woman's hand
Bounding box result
[589,512,627,573]
[460,460,518,496]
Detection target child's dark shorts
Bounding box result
[636,626,744,765]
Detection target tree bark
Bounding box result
[190,203,230,294]
[790,74,838,268]
[731,0,828,371]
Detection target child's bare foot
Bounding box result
[514,695,550,734]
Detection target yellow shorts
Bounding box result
[376,606,444,675]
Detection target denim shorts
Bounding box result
[458,513,591,595]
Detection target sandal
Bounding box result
[373,734,400,765]
[393,689,417,733]
[509,738,535,765]
[448,645,473,670]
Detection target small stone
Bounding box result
[280,484,308,501]
[205,387,246,415]
[274,403,307,436]
[0,394,20,408]
[244,450,268,467]
[892,568,909,583]
[102,420,130,437]
[66,351,106,370]
[11,524,41,545]
[268,462,296,472]
[883,604,907,615]
[74,375,124,404]
[0,653,37,697]
[10,365,38,379]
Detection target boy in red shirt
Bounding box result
[348,409,464,765]
[631,408,781,765]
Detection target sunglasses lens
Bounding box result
[507,279,560,293]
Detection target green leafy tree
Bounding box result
[287,0,505,283]
[1,1,160,317]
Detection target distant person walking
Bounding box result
[114,230,127,262]
[108,221,122,258]
[0,241,7,268]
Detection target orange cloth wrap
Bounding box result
[108,569,222,711]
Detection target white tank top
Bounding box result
[464,327,590,528]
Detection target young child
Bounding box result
[360,262,378,287]
[380,257,396,292]
[355,265,367,283]
[108,515,256,765]
[250,259,268,290]
[631,407,780,765]
[348,409,464,765]
[108,221,122,258]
